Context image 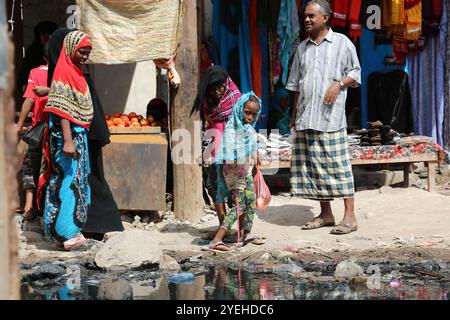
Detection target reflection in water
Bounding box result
[21,266,450,300]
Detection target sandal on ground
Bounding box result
[206,241,234,253]
[22,208,37,221]
[330,223,358,235]
[302,217,335,230]
[244,235,266,245]
[63,233,88,251]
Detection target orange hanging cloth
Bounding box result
[391,0,405,26]
[330,0,349,28]
[405,1,422,40]
[348,0,362,42]
[381,0,392,32]
[391,0,408,63]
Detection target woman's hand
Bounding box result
[63,140,77,159]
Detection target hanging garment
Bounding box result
[249,0,262,98]
[444,0,450,151]
[212,0,253,92]
[408,3,447,148]
[423,0,443,34]
[257,0,282,31]
[391,0,409,63]
[258,22,270,131]
[277,0,300,85]
[348,0,363,42]
[331,0,350,28]
[405,1,422,41]
[381,0,392,31]
[367,70,413,134]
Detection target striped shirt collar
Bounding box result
[307,28,334,45]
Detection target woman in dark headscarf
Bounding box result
[191,65,241,231]
[43,28,123,240]
[18,21,57,93]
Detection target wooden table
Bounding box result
[102,133,168,210]
[260,144,440,192]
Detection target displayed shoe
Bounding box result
[380,125,392,134]
[368,128,380,137]
[354,129,368,136]
[367,120,383,129]
[370,135,382,143]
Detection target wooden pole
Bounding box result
[170,0,203,222]
[0,19,20,299]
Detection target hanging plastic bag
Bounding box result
[254,164,271,209]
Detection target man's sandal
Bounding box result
[244,235,266,245]
[330,223,358,235]
[302,217,336,230]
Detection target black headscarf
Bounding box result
[47,28,110,145]
[191,65,228,116]
[47,28,70,87]
[17,21,57,91]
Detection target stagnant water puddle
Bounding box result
[21,266,450,300]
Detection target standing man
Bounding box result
[286,0,361,235]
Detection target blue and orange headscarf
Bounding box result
[44,30,94,128]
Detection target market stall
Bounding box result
[102,110,169,211]
[102,126,168,211]
[260,136,445,192]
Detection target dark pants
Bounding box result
[204,164,218,203]
[22,142,42,191]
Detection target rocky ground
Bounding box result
[17,165,450,299]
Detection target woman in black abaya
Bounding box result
[47,28,124,239]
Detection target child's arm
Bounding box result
[16,98,35,131]
[61,118,77,159]
[32,86,50,97]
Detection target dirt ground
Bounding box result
[18,185,450,267]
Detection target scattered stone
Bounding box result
[103,232,122,242]
[97,277,133,300]
[201,214,215,223]
[149,222,155,227]
[334,260,364,279]
[120,215,134,224]
[141,215,151,224]
[350,276,368,286]
[189,255,203,263]
[255,252,274,265]
[21,231,44,243]
[26,264,65,281]
[156,221,169,232]
[21,219,42,234]
[95,230,163,270]
[160,254,181,272]
[122,222,132,230]
[273,250,295,262]
[133,215,141,223]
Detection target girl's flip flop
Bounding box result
[206,241,235,253]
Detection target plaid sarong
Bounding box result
[291,128,354,201]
